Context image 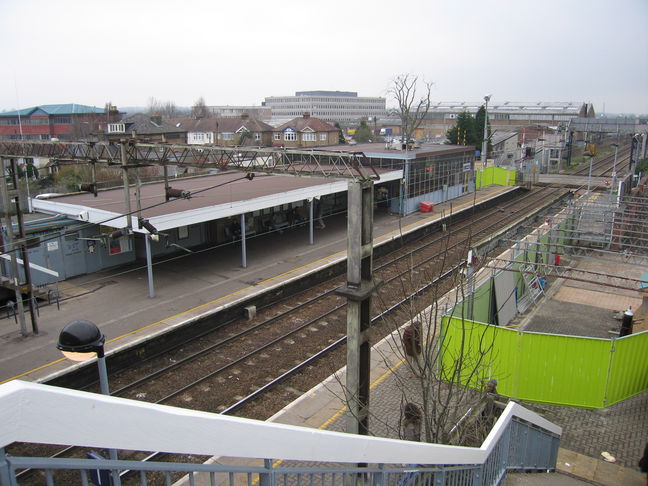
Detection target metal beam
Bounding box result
[0,141,379,181]
[484,258,648,292]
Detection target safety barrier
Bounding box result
[441,316,648,408]
[0,380,560,486]
[476,167,517,189]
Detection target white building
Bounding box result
[263,91,386,124]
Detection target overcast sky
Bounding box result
[1,0,647,115]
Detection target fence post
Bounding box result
[260,459,275,486]
[602,337,616,408]
[0,448,12,486]
[371,464,385,486]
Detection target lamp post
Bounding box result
[480,95,491,165]
[58,320,121,485]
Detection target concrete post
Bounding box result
[0,158,27,336]
[145,234,155,298]
[309,199,314,245]
[241,213,247,268]
[337,180,379,436]
[120,142,132,230]
[10,158,38,334]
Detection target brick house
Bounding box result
[0,104,112,141]
[273,113,339,148]
[103,113,186,143]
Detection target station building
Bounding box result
[14,143,475,286]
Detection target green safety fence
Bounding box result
[440,197,648,408]
[440,316,648,408]
[476,167,517,189]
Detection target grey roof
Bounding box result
[491,131,518,146]
[119,114,186,134]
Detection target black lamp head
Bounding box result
[57,320,105,358]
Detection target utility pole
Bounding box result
[0,158,28,336]
[337,180,379,436]
[9,158,38,334]
[480,95,491,165]
[120,141,133,231]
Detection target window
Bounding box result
[51,117,72,124]
[222,133,234,140]
[320,133,327,141]
[274,133,281,141]
[108,123,125,133]
[108,235,132,255]
[254,132,261,141]
[302,133,316,141]
[284,132,296,141]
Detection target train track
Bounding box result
[9,186,571,484]
[569,145,631,178]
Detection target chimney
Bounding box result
[303,112,310,118]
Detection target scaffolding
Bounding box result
[485,189,648,297]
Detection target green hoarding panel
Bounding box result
[440,317,648,409]
[604,331,648,406]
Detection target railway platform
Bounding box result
[0,184,516,384]
[2,180,646,486]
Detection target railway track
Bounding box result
[9,186,571,484]
[570,145,631,178]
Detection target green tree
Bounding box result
[334,122,346,144]
[352,121,373,143]
[474,105,492,154]
[446,111,477,146]
[25,160,39,180]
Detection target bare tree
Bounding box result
[191,97,209,119]
[332,226,499,446]
[147,97,180,118]
[388,74,433,144]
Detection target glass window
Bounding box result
[284,132,296,141]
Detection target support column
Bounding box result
[240,214,247,268]
[336,180,379,436]
[309,199,314,245]
[0,158,27,336]
[145,234,155,299]
[10,159,38,334]
[120,142,133,231]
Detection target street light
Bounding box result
[481,95,491,165]
[58,320,121,484]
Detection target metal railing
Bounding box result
[0,381,560,486]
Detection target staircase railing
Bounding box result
[0,380,561,486]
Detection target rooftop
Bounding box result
[0,104,105,117]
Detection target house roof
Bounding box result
[118,113,186,135]
[168,117,274,133]
[491,131,518,146]
[276,116,337,133]
[0,104,105,117]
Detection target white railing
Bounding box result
[0,380,561,485]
